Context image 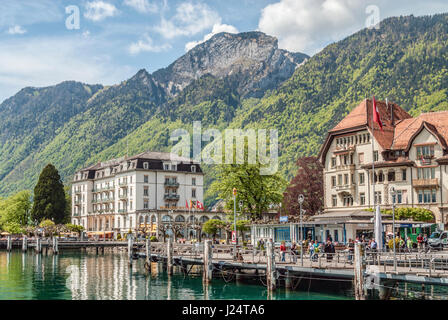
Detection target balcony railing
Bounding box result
[164,181,180,187]
[164,194,180,201]
[413,178,439,188]
[118,209,126,213]
[335,184,355,192]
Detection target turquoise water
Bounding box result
[0,250,352,300]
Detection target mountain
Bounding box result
[151,32,309,98]
[0,31,307,197]
[1,14,448,206]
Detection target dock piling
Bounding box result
[266,239,276,291]
[203,240,213,284]
[145,238,151,270]
[354,243,366,300]
[35,237,42,254]
[167,238,173,275]
[22,236,27,252]
[53,237,59,255]
[128,236,133,266]
[6,235,12,252]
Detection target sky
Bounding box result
[0,0,448,103]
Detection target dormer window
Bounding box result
[164,164,170,171]
[191,165,196,173]
[143,162,149,170]
[171,164,177,171]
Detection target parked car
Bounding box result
[428,231,448,249]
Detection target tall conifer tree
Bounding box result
[31,164,67,224]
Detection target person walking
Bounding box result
[406,236,413,253]
[280,241,286,262]
[291,242,298,263]
[308,241,314,260]
[347,239,354,263]
[417,233,423,252]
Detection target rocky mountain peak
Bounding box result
[151,31,309,98]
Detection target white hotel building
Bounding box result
[71,151,222,238]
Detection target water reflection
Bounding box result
[0,251,351,300]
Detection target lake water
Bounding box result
[0,250,352,300]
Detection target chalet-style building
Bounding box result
[313,99,448,241]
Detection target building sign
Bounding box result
[279,216,288,223]
[231,231,237,244]
[400,224,412,228]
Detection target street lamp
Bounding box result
[390,187,397,272]
[298,194,305,265]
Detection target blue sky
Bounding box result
[1,0,448,102]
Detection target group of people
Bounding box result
[278,237,337,262]
[389,233,428,252]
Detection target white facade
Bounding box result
[70,152,209,237]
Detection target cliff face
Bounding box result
[152,31,309,98]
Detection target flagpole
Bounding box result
[371,97,376,209]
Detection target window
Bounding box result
[332,195,338,207]
[343,195,353,207]
[360,193,366,205]
[417,145,435,157]
[387,170,396,182]
[374,151,379,162]
[144,187,149,197]
[351,174,355,184]
[144,175,149,183]
[164,164,170,171]
[396,190,403,204]
[418,189,437,203]
[359,173,365,185]
[331,158,336,168]
[338,175,342,185]
[191,165,196,173]
[192,189,196,198]
[143,200,149,209]
[143,162,149,169]
[171,164,177,171]
[192,177,196,186]
[331,176,336,188]
[358,153,364,164]
[417,167,436,179]
[344,174,349,185]
[375,191,382,204]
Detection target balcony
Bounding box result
[119,193,128,199]
[164,180,180,187]
[118,209,126,214]
[335,184,356,193]
[74,199,82,205]
[119,181,128,186]
[164,194,180,201]
[413,179,439,188]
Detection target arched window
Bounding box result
[200,216,209,223]
[162,215,172,223]
[188,216,198,223]
[175,215,185,223]
[139,216,144,224]
[151,215,156,223]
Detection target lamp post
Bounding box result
[298,194,305,265]
[390,187,397,272]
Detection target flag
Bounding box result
[185,200,189,209]
[190,200,193,210]
[372,96,383,131]
[196,200,204,210]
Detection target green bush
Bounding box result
[367,207,435,222]
[150,236,158,242]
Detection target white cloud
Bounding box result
[128,34,171,55]
[0,36,134,103]
[155,1,221,39]
[7,25,27,35]
[84,1,118,21]
[258,0,448,54]
[123,0,158,13]
[185,23,239,51]
[0,1,62,27]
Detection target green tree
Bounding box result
[202,219,225,240]
[64,186,72,224]
[31,164,67,224]
[65,223,84,236]
[210,154,286,220]
[0,190,32,228]
[3,221,24,235]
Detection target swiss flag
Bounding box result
[372,96,383,131]
[196,200,205,210]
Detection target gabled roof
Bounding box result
[392,112,448,151]
[319,99,412,163]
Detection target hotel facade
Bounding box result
[71,151,224,238]
[251,99,448,245]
